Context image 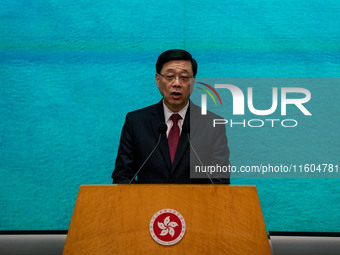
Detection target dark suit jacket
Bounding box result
[112,100,230,184]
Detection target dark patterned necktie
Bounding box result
[168,114,181,165]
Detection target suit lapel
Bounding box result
[151,101,172,172]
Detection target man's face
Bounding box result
[156,60,195,112]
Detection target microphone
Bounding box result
[129,123,167,184]
[182,123,214,184]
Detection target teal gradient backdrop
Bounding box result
[0,0,339,231]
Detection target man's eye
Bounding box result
[181,76,189,80]
[166,75,175,79]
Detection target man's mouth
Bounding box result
[171,92,182,99]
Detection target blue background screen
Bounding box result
[0,0,339,231]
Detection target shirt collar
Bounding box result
[163,100,189,122]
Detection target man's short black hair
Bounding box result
[156,49,197,76]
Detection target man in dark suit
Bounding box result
[112,49,230,184]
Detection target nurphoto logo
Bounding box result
[197,79,312,128]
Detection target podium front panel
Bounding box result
[63,185,271,254]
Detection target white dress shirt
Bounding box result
[163,100,189,138]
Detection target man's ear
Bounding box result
[155,73,160,88]
[190,76,196,93]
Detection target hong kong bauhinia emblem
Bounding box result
[149,209,186,246]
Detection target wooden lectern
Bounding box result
[63,185,271,254]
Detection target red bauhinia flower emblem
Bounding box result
[150,209,186,246]
[157,216,178,237]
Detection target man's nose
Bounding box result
[172,76,182,86]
